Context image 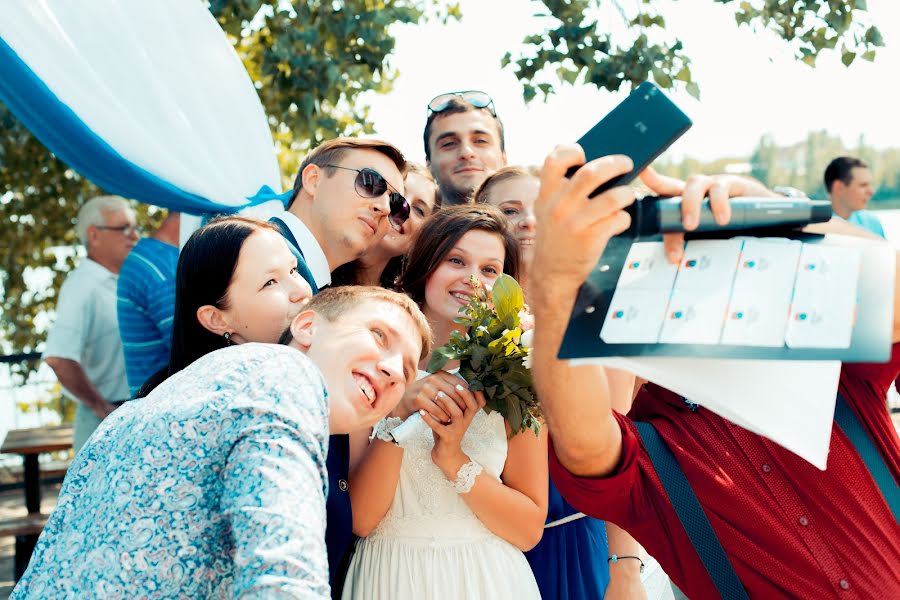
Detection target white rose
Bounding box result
[520,329,534,349]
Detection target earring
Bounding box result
[223,332,233,346]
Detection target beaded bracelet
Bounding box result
[608,554,645,574]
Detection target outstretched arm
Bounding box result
[531,152,778,478]
[530,147,636,478]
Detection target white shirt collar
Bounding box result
[81,256,118,281]
[277,211,332,288]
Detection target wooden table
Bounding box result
[1,425,73,514]
[1,425,73,580]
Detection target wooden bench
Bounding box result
[0,513,50,581]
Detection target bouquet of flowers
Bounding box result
[427,274,540,436]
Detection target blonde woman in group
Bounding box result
[342,205,547,600]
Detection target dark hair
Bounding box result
[824,156,868,193]
[331,257,403,289]
[138,216,277,397]
[396,204,519,307]
[288,137,407,208]
[423,98,506,162]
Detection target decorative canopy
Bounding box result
[0,0,288,216]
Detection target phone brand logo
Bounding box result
[634,121,648,134]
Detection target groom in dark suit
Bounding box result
[271,137,408,596]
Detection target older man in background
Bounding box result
[43,195,138,452]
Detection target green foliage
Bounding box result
[209,0,459,157]
[427,275,540,437]
[504,0,882,102]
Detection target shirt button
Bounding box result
[761,464,772,473]
[338,479,349,492]
[839,579,850,590]
[799,516,809,526]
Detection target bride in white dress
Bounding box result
[342,206,547,599]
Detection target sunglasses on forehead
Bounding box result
[326,165,410,230]
[427,90,496,117]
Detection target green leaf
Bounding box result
[427,349,449,373]
[685,81,701,100]
[865,26,884,47]
[651,68,672,89]
[841,50,855,67]
[491,274,524,329]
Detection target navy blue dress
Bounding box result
[525,478,610,599]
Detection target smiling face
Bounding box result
[217,228,313,344]
[481,175,539,272]
[422,229,506,325]
[298,300,422,432]
[427,110,506,204]
[378,171,437,257]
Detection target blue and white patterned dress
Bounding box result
[12,343,331,599]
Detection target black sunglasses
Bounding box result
[326,164,410,230]
[427,90,496,117]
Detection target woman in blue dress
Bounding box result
[476,167,611,598]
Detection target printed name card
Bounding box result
[600,239,861,349]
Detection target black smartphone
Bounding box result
[567,81,692,197]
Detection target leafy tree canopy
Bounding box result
[505,0,882,102]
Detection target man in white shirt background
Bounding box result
[43,195,138,452]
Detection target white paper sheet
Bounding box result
[570,356,841,469]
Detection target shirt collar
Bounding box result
[277,212,332,287]
[82,257,118,281]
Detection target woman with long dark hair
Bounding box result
[140,216,311,395]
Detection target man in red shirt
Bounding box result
[530,145,900,599]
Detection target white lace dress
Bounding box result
[342,407,541,599]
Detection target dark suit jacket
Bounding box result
[271,216,352,597]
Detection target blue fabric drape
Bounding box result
[0,34,285,216]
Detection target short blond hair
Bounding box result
[286,286,432,360]
[76,195,131,245]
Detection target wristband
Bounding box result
[608,554,645,574]
[372,417,404,446]
[451,460,483,494]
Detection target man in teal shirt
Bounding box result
[825,156,885,238]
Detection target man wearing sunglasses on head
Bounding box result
[424,90,507,206]
[272,137,409,295]
[270,137,408,598]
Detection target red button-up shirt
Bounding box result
[550,344,900,599]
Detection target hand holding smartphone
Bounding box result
[567,81,692,198]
